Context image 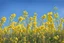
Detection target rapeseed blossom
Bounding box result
[1,17,6,22]
[0,8,64,43]
[42,14,46,19]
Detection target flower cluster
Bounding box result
[0,9,64,43]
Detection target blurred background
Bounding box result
[0,0,64,26]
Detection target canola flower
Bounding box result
[10,13,16,18]
[10,13,16,21]
[1,17,6,22]
[0,17,6,28]
[48,12,53,16]
[53,35,59,40]
[42,14,46,19]
[23,10,28,18]
[18,16,25,22]
[54,13,58,18]
[0,8,64,43]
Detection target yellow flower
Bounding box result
[10,38,13,41]
[61,40,64,43]
[54,36,58,40]
[57,35,59,38]
[3,38,6,41]
[15,37,18,41]
[45,22,48,25]
[14,41,17,43]
[40,25,45,30]
[23,28,26,33]
[42,14,46,19]
[20,30,23,33]
[54,35,59,40]
[50,23,55,28]
[18,16,25,21]
[12,21,17,25]
[48,12,53,16]
[36,28,40,32]
[33,29,36,34]
[60,18,64,23]
[1,17,6,22]
[59,23,62,28]
[33,22,37,26]
[11,13,16,18]
[48,16,53,22]
[54,13,58,18]
[33,16,37,22]
[16,24,21,29]
[27,24,31,28]
[3,27,8,32]
[10,22,17,27]
[23,10,28,15]
[23,10,28,18]
[45,22,50,25]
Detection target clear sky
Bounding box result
[0,0,64,26]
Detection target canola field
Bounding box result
[0,9,64,43]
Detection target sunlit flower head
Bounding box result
[48,15,53,22]
[54,13,58,18]
[40,25,45,29]
[23,10,28,15]
[60,18,64,23]
[33,22,37,25]
[50,23,55,28]
[48,12,53,16]
[54,35,59,40]
[1,17,6,22]
[18,16,25,22]
[33,16,37,22]
[10,13,16,18]
[46,22,50,25]
[42,14,46,19]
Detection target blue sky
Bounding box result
[0,0,64,26]
[0,0,64,18]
